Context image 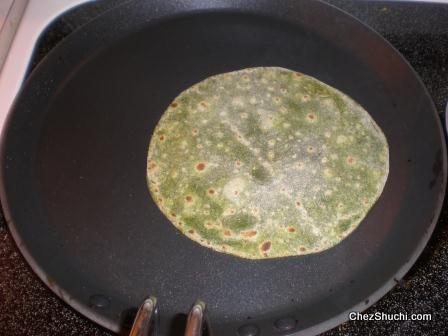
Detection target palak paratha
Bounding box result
[147,67,389,259]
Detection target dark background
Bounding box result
[0,0,447,335]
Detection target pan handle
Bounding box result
[129,297,159,336]
[184,300,206,336]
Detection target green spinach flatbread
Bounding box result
[147,67,389,259]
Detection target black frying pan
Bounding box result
[0,0,446,335]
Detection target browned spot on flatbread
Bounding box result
[159,135,165,141]
[241,230,257,238]
[288,227,296,233]
[185,195,193,203]
[200,101,209,108]
[299,246,306,252]
[346,156,356,165]
[294,71,303,77]
[261,241,272,252]
[148,161,157,170]
[188,229,194,234]
[223,230,232,237]
[195,162,206,171]
[170,102,178,108]
[307,113,316,121]
[192,128,199,136]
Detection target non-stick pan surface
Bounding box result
[1,0,446,335]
